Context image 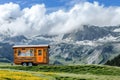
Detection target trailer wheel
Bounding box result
[22,62,27,66]
[28,62,33,66]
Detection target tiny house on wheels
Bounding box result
[13,45,50,66]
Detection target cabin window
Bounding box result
[38,50,42,56]
[17,49,34,57]
[29,49,34,56]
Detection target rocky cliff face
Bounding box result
[1,25,120,64]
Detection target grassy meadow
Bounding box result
[0,64,120,80]
[0,70,47,80]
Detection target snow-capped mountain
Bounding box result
[1,25,120,64]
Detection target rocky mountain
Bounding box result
[1,25,120,65]
[63,25,120,41]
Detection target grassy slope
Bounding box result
[0,69,48,80]
[0,64,120,80]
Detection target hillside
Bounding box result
[0,64,120,80]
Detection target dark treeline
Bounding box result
[105,54,120,67]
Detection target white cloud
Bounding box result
[0,2,120,36]
[0,2,21,21]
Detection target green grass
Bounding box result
[0,69,48,80]
[0,64,120,80]
[51,73,120,80]
[0,65,120,76]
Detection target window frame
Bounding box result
[38,49,42,56]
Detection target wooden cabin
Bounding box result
[13,45,49,66]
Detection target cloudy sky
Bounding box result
[0,0,120,36]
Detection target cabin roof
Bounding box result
[13,45,50,48]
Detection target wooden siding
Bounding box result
[13,45,49,65]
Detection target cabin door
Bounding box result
[37,49,44,63]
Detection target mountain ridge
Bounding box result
[0,25,120,64]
